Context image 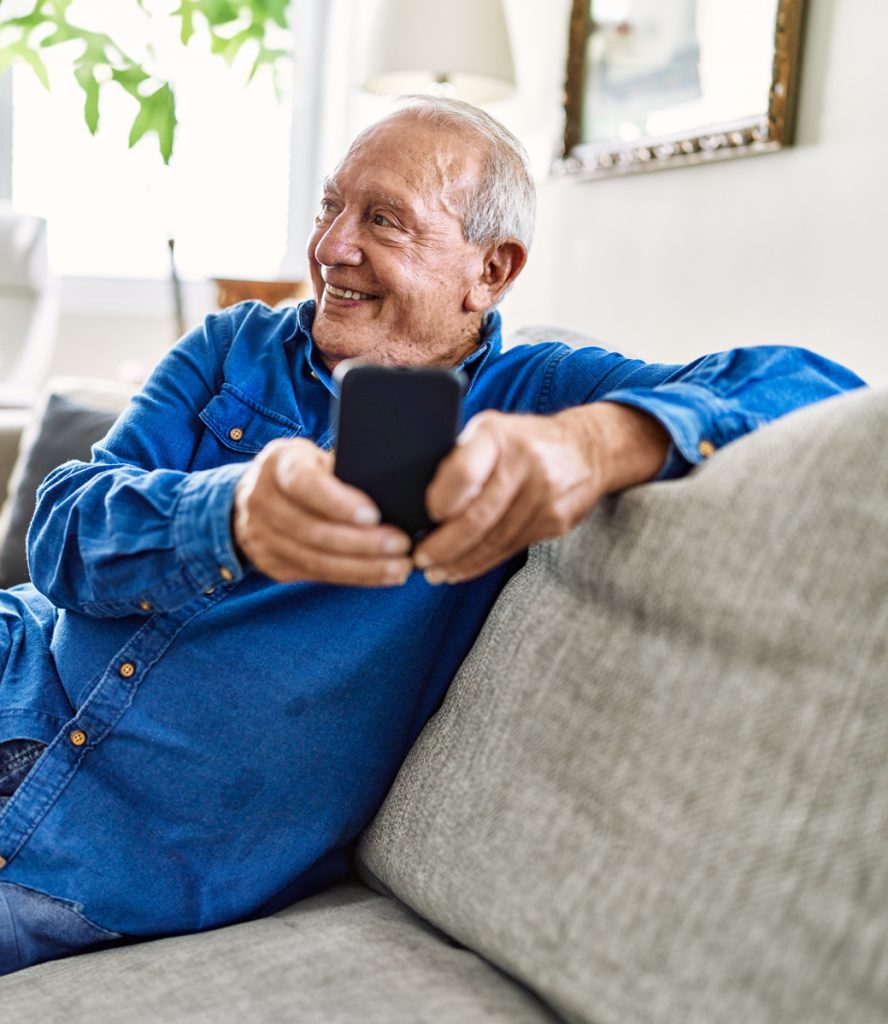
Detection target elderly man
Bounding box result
[0,98,864,974]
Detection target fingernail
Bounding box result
[354,507,380,525]
[457,421,479,445]
[424,569,447,585]
[387,565,411,585]
[383,535,407,554]
[413,551,432,569]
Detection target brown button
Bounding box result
[219,566,234,582]
[70,729,87,747]
[0,855,7,870]
[310,370,319,380]
[139,599,153,612]
[205,586,216,595]
[698,440,716,458]
[119,661,136,679]
[228,427,244,442]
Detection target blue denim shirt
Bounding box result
[0,300,865,937]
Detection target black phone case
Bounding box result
[333,363,466,537]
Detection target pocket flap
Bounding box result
[199,385,303,454]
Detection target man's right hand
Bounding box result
[232,438,413,586]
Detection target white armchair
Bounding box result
[0,204,58,409]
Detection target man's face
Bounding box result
[307,114,489,369]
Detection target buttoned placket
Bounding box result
[0,584,235,871]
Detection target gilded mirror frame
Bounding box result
[555,0,807,181]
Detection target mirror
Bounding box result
[556,0,807,180]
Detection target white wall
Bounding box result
[51,277,215,383]
[499,0,888,385]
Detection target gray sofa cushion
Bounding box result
[0,883,557,1023]
[358,387,888,1024]
[0,394,119,587]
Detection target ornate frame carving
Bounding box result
[556,0,807,181]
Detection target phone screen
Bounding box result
[332,361,466,537]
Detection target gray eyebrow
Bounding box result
[320,177,407,212]
[370,190,406,210]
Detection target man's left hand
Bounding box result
[413,402,670,584]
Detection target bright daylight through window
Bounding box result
[5,0,293,281]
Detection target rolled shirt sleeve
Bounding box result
[542,343,868,479]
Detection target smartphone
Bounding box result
[332,361,466,537]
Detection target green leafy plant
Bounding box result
[0,0,292,163]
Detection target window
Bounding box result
[8,1,294,281]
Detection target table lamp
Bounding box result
[362,0,516,104]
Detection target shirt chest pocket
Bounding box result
[194,384,304,468]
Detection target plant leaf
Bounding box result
[128,82,177,164]
[4,41,51,88]
[73,60,99,134]
[209,30,228,56]
[39,24,82,47]
[0,4,49,31]
[173,0,197,45]
[2,0,292,166]
[262,0,289,30]
[111,64,150,99]
[196,0,241,28]
[22,48,50,89]
[248,43,287,82]
[212,25,253,65]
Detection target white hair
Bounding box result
[394,96,536,252]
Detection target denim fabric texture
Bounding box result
[0,881,122,975]
[0,741,122,974]
[0,300,866,949]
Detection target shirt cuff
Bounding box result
[173,462,250,592]
[601,383,740,481]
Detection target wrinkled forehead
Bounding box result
[328,113,482,215]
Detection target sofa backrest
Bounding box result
[358,386,888,1024]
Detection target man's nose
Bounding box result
[313,212,363,267]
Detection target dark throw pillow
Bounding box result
[0,394,120,587]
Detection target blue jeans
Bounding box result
[0,739,123,974]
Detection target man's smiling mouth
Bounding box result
[325,284,379,301]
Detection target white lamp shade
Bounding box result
[363,0,516,104]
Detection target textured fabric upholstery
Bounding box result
[0,884,557,1023]
[0,377,133,586]
[358,387,888,1024]
[0,394,121,586]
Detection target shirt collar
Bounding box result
[296,300,503,395]
[458,309,502,393]
[297,301,336,392]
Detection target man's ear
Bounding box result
[464,240,528,312]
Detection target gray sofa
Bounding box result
[0,383,885,1023]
